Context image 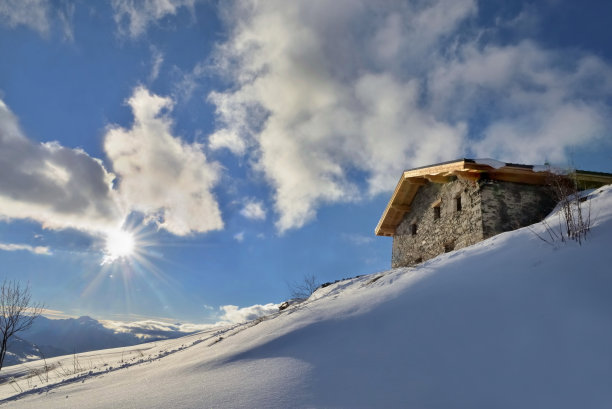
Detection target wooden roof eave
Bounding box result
[375,175,429,236]
[375,159,520,236]
[375,159,474,236]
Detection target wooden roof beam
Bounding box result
[375,225,396,236]
[403,176,429,185]
[402,160,468,179]
[391,204,411,212]
[424,174,452,183]
[451,170,481,182]
[487,171,547,185]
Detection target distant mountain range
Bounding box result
[5,316,194,367]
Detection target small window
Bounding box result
[456,196,462,212]
[414,257,423,264]
[411,223,417,236]
[433,205,441,220]
[444,242,455,253]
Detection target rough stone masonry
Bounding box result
[391,177,556,268]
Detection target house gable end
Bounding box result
[391,179,483,268]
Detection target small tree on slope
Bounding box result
[290,273,320,299]
[0,279,43,371]
[546,172,591,245]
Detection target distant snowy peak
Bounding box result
[6,316,200,366]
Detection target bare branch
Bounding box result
[289,273,320,300]
[0,279,44,371]
[544,172,592,245]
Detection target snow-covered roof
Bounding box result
[375,158,612,237]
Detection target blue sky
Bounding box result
[0,0,611,325]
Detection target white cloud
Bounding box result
[101,301,282,337]
[41,308,76,319]
[233,231,245,242]
[0,0,51,35]
[208,128,248,155]
[101,319,214,339]
[57,1,75,42]
[0,87,224,241]
[209,0,473,232]
[0,242,51,255]
[173,61,210,103]
[104,86,224,236]
[111,0,197,38]
[0,99,123,233]
[0,0,75,41]
[208,0,612,232]
[341,233,374,246]
[428,41,612,163]
[218,303,279,324]
[149,46,164,82]
[240,199,266,221]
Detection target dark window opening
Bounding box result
[433,205,441,220]
[411,223,417,236]
[456,196,462,211]
[414,257,423,264]
[444,242,455,253]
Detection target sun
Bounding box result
[103,229,136,264]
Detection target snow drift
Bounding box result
[1,185,612,408]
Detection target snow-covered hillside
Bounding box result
[1,185,612,408]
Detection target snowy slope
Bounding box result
[1,185,612,408]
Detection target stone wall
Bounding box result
[391,178,558,268]
[391,178,483,268]
[479,180,556,238]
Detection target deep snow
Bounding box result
[1,185,611,408]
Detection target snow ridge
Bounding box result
[1,185,612,408]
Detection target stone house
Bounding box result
[375,159,612,268]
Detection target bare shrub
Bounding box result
[32,344,50,383]
[541,172,592,245]
[7,377,22,393]
[72,352,83,374]
[289,273,320,299]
